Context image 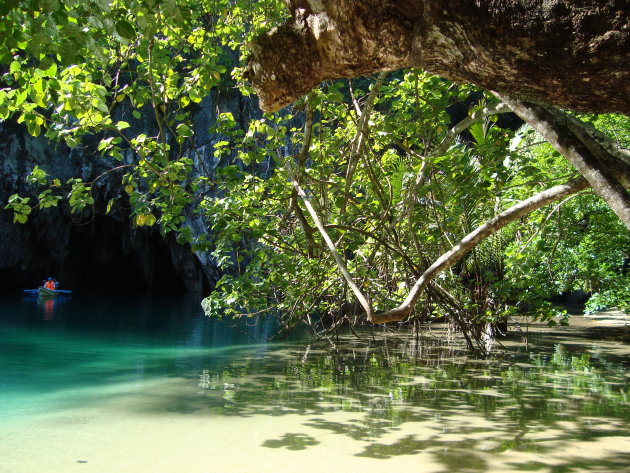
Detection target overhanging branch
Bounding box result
[369,177,590,323]
[498,95,630,230]
[245,1,630,114]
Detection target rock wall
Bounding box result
[0,88,261,294]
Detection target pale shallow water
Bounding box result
[0,294,628,473]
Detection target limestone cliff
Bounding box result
[0,89,260,293]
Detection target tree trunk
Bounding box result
[245,0,629,114]
[498,95,630,230]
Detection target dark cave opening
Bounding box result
[62,217,188,294]
[0,215,201,296]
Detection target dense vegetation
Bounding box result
[2,0,629,347]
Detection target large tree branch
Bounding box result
[497,95,630,230]
[293,171,590,324]
[369,177,590,324]
[245,1,630,114]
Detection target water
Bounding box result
[0,294,628,473]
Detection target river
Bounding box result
[0,293,628,473]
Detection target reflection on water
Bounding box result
[0,294,628,473]
[181,336,629,470]
[21,292,72,320]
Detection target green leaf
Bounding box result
[15,89,27,106]
[10,60,21,74]
[115,20,136,40]
[470,122,485,144]
[64,135,78,148]
[176,123,193,138]
[106,198,114,214]
[40,59,57,77]
[188,90,202,103]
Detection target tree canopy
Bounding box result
[1,0,629,346]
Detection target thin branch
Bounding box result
[292,179,374,318]
[518,192,584,253]
[323,223,418,273]
[433,102,511,157]
[288,95,319,254]
[342,71,387,212]
[401,102,510,225]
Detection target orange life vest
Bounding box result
[44,280,56,290]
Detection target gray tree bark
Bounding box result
[245,0,629,114]
[369,177,590,323]
[497,95,630,230]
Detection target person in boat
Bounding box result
[43,277,57,290]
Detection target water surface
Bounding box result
[0,294,628,473]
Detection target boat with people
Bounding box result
[39,287,72,298]
[23,278,72,298]
[22,287,73,298]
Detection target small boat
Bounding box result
[23,287,73,297]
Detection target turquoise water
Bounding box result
[0,294,628,473]
[0,293,271,423]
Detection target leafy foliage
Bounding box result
[2,0,628,338]
[499,120,630,316]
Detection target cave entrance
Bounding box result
[61,215,188,294]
